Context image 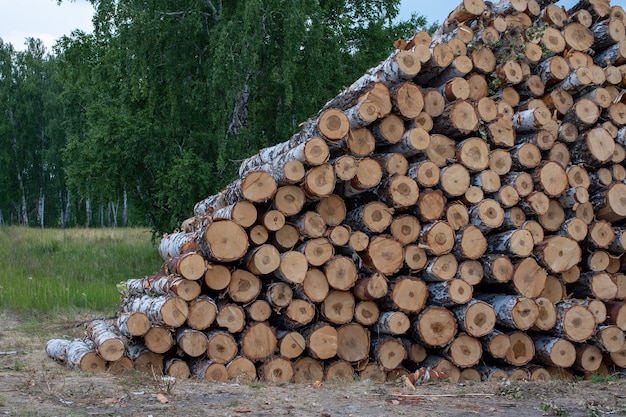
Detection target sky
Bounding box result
[1,0,581,52]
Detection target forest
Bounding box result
[0,0,431,234]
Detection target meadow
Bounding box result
[0,227,162,314]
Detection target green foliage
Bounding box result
[587,373,622,384]
[2,1,434,234]
[0,226,161,313]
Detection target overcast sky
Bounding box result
[1,0,580,52]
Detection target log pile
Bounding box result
[47,0,626,383]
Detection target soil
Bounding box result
[1,311,625,417]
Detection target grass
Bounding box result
[0,226,162,314]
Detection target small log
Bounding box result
[571,127,616,167]
[574,344,603,373]
[162,251,206,281]
[215,303,246,333]
[199,219,249,263]
[385,276,428,313]
[431,100,480,137]
[292,356,324,383]
[273,251,308,285]
[259,356,294,383]
[176,328,208,358]
[305,323,338,360]
[158,231,201,260]
[341,158,383,197]
[458,259,483,285]
[336,323,370,363]
[532,297,557,331]
[321,290,355,324]
[65,339,107,372]
[349,230,369,252]
[325,360,355,381]
[85,320,125,362]
[422,254,458,282]
[540,275,566,303]
[389,214,421,245]
[445,201,470,231]
[361,235,404,276]
[239,322,278,363]
[128,345,163,374]
[352,272,388,301]
[296,269,329,303]
[480,330,511,360]
[212,200,258,229]
[276,331,306,359]
[504,331,535,367]
[453,299,496,338]
[593,325,625,353]
[551,300,596,342]
[346,127,376,156]
[454,225,487,260]
[474,294,538,330]
[324,256,358,291]
[456,137,490,172]
[572,271,618,301]
[411,306,457,348]
[109,356,134,374]
[302,163,336,199]
[144,326,174,354]
[370,336,406,371]
[534,235,582,274]
[428,280,473,307]
[376,311,410,335]
[375,175,419,209]
[278,299,316,329]
[419,221,455,256]
[244,244,281,276]
[191,359,227,381]
[419,355,460,383]
[265,282,293,309]
[122,294,188,327]
[117,312,150,337]
[444,333,482,368]
[45,339,70,364]
[532,335,576,368]
[297,238,334,267]
[246,300,272,322]
[354,300,380,326]
[387,127,431,157]
[228,269,261,303]
[511,257,548,299]
[416,189,446,222]
[203,264,231,291]
[487,229,534,257]
[273,223,300,251]
[122,274,201,302]
[326,225,350,247]
[501,172,533,198]
[259,209,285,232]
[481,254,514,284]
[594,182,626,222]
[316,194,346,227]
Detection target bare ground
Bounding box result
[1,311,625,417]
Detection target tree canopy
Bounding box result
[0,0,434,233]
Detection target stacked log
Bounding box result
[47,0,626,383]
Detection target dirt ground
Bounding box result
[1,311,625,417]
